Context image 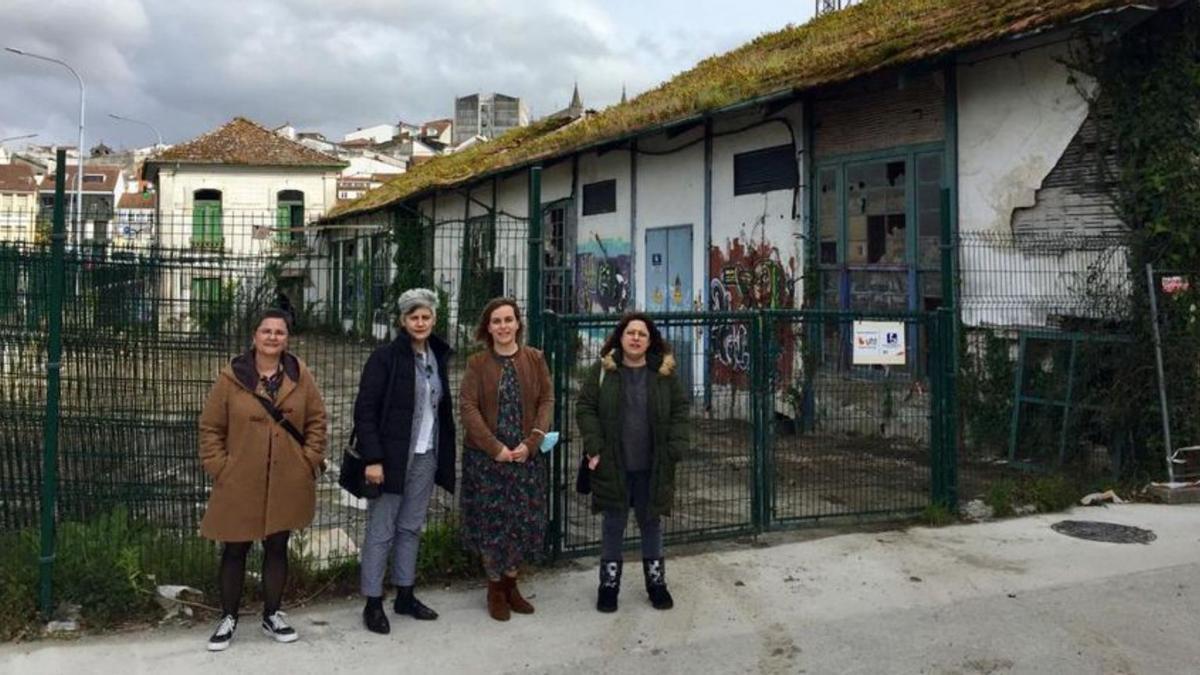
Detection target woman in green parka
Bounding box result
[576,312,689,613]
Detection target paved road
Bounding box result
[2,504,1197,674]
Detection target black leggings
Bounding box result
[219,530,290,617]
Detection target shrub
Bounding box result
[983,479,1017,518]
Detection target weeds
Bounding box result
[983,479,1017,518]
[0,509,486,641]
[921,503,957,527]
[416,519,480,581]
[975,474,1085,519]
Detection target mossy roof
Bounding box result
[327,0,1147,221]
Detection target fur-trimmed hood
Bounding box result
[599,345,676,375]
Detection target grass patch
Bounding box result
[983,479,1018,518]
[416,519,480,582]
[0,509,485,641]
[1023,474,1078,513]
[977,473,1089,519]
[921,503,957,527]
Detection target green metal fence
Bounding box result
[955,230,1138,489]
[544,308,954,556]
[2,185,964,617]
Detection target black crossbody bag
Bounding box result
[338,347,402,499]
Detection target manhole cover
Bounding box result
[1051,520,1156,544]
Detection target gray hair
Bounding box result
[397,288,438,318]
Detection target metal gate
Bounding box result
[543,309,955,557]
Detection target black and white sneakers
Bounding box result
[207,611,298,651]
[206,614,238,652]
[261,611,299,643]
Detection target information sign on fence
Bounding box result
[852,320,906,365]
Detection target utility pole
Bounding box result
[5,48,85,248]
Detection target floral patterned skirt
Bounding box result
[460,448,547,575]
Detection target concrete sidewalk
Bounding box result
[2,503,1197,674]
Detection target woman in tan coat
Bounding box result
[460,298,553,621]
[198,308,328,652]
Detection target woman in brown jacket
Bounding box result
[460,298,553,621]
[197,308,328,651]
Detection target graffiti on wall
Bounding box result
[575,234,630,314]
[709,235,798,386]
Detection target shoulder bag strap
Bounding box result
[253,393,306,447]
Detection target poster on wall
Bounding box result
[852,321,906,365]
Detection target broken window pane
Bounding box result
[818,168,838,264]
[917,152,944,269]
[846,159,906,265]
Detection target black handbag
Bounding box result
[338,346,401,499]
[338,432,379,499]
[575,453,591,495]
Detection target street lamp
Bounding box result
[0,134,37,163]
[6,47,85,247]
[0,133,38,144]
[108,113,163,149]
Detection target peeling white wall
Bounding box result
[958,43,1093,235]
[956,42,1114,327]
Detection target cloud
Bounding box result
[0,0,809,149]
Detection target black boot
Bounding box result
[362,596,390,634]
[643,558,674,610]
[394,585,438,620]
[596,560,622,613]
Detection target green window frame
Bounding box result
[810,143,946,372]
[276,190,305,245]
[192,190,223,249]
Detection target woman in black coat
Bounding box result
[353,288,456,635]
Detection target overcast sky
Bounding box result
[0,0,816,151]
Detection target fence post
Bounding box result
[932,308,959,509]
[757,311,775,530]
[40,149,68,617]
[526,166,543,347]
[544,312,562,560]
[750,311,766,531]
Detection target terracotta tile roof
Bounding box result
[0,164,38,192]
[118,191,157,209]
[149,117,346,168]
[39,165,122,193]
[327,0,1156,220]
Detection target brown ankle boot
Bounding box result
[503,576,534,614]
[487,579,510,621]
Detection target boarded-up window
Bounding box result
[813,71,945,160]
[582,179,616,215]
[734,144,797,195]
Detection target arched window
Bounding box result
[276,190,304,244]
[192,189,222,248]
